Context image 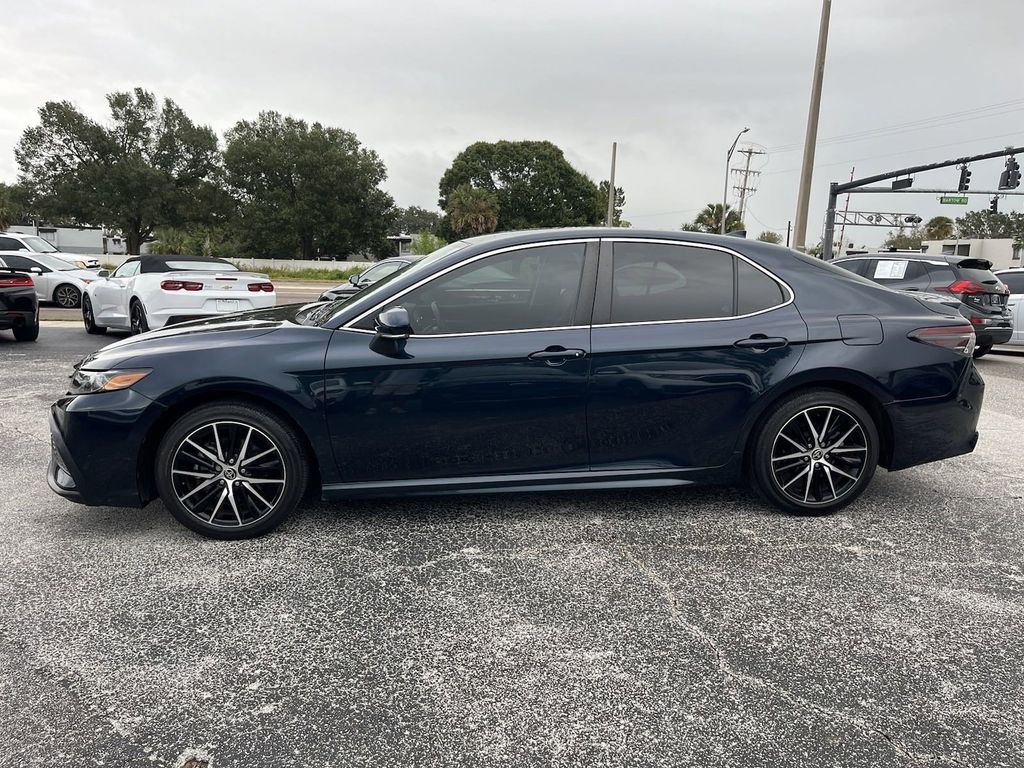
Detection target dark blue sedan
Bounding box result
[48,229,984,538]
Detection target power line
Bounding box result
[768,98,1024,153]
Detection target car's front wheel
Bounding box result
[82,295,107,335]
[54,284,81,308]
[750,389,879,515]
[154,402,309,539]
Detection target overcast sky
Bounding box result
[2,0,1022,245]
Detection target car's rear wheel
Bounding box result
[750,390,879,515]
[54,284,81,308]
[13,319,38,341]
[130,299,149,335]
[154,402,309,539]
[82,295,107,335]
[973,344,992,359]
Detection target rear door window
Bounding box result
[610,242,734,323]
[998,272,1024,294]
[834,259,867,276]
[737,259,786,314]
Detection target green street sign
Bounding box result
[940,195,969,204]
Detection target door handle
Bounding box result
[734,335,788,352]
[529,346,587,365]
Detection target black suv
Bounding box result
[834,253,1011,358]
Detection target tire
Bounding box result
[154,402,309,539]
[973,344,992,359]
[82,295,107,335]
[130,299,149,335]
[54,284,81,309]
[750,389,879,516]
[13,321,38,341]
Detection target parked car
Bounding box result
[0,253,99,308]
[319,256,424,301]
[994,268,1024,347]
[49,229,984,539]
[0,231,101,269]
[833,253,1012,358]
[81,255,276,335]
[0,268,40,341]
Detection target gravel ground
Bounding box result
[1,326,1023,767]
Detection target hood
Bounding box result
[60,268,102,281]
[79,302,320,370]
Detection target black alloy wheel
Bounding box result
[82,295,107,335]
[130,300,149,335]
[155,402,309,539]
[751,389,879,515]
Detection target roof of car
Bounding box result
[131,255,236,273]
[834,253,986,266]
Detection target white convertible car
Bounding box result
[82,255,276,334]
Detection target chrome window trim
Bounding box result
[593,237,795,327]
[342,238,597,335]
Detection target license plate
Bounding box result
[217,300,238,312]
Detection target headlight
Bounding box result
[69,368,151,394]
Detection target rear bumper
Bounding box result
[149,296,276,329]
[48,389,164,507]
[975,325,1013,347]
[884,362,984,471]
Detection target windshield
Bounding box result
[29,253,76,271]
[303,242,467,326]
[22,236,59,253]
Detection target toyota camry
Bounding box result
[49,229,984,539]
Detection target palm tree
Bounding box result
[923,215,954,241]
[444,184,500,237]
[683,203,743,234]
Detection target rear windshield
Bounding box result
[165,260,238,272]
[955,265,1001,286]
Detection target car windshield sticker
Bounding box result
[873,260,908,280]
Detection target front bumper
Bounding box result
[884,362,984,471]
[48,388,165,507]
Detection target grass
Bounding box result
[244,265,364,282]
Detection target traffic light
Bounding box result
[999,156,1021,190]
[903,215,922,225]
[990,196,999,214]
[958,165,972,192]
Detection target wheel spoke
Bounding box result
[779,432,807,452]
[775,459,806,473]
[804,411,820,444]
[244,477,285,485]
[822,460,858,482]
[803,463,815,502]
[772,451,806,462]
[185,439,220,465]
[830,446,866,454]
[819,407,833,444]
[781,466,810,490]
[828,424,860,450]
[822,464,838,500]
[241,447,275,467]
[242,481,273,511]
[212,424,225,462]
[237,427,254,466]
[208,486,229,523]
[227,488,243,525]
[172,469,216,479]
[180,476,219,502]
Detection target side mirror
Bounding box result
[29,266,43,275]
[348,274,360,286]
[97,270,110,278]
[374,306,411,340]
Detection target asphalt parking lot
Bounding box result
[2,325,1023,767]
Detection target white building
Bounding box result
[921,238,1022,269]
[7,224,126,255]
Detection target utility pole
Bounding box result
[792,0,832,251]
[722,127,749,234]
[731,146,766,223]
[606,142,617,227]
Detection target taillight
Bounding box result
[0,275,33,287]
[161,280,203,291]
[937,280,986,295]
[908,324,976,356]
[248,282,274,292]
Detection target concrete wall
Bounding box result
[922,238,1022,270]
[98,253,375,273]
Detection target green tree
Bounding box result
[439,140,600,232]
[410,231,447,255]
[756,230,783,244]
[922,215,954,241]
[224,111,395,260]
[15,88,224,254]
[597,181,626,226]
[444,184,499,237]
[682,203,742,234]
[882,227,924,250]
[0,182,31,231]
[395,206,442,235]
[954,210,1023,239]
[148,224,237,258]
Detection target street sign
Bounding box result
[940,195,969,205]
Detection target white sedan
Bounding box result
[0,252,99,307]
[83,255,276,335]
